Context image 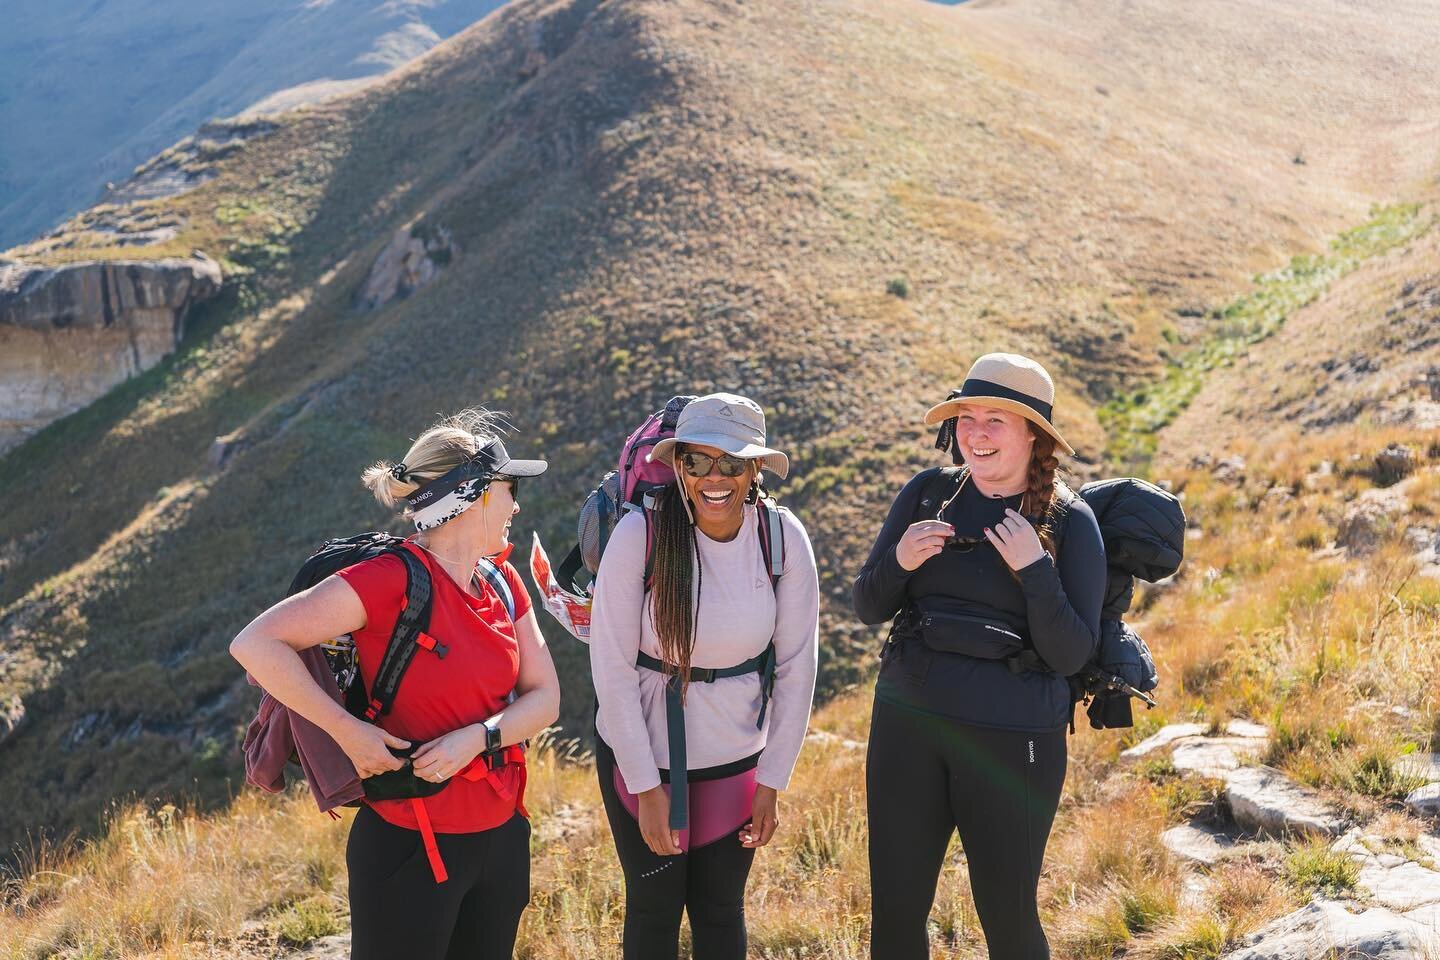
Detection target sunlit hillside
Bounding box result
[2,0,1439,870]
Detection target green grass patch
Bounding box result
[1100,203,1430,475]
[1282,837,1359,897]
[1151,914,1230,960]
[273,894,345,946]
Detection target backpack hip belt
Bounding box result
[372,742,528,884]
[635,643,776,832]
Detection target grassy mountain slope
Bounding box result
[0,0,508,249]
[1156,209,1440,468]
[3,0,1440,849]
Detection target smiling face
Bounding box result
[953,404,1036,490]
[677,442,756,537]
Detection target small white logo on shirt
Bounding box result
[1028,740,1035,764]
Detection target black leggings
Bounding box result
[596,739,757,960]
[866,697,1066,960]
[347,805,530,960]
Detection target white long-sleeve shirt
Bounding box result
[589,504,820,794]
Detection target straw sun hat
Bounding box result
[923,353,1075,457]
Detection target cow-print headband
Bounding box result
[410,476,490,531]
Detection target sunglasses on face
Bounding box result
[678,452,751,479]
[490,476,518,499]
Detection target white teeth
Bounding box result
[701,490,732,503]
[974,448,997,456]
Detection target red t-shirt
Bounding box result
[336,543,532,834]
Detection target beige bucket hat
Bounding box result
[923,353,1076,456]
[648,393,790,479]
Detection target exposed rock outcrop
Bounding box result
[0,695,24,750]
[356,224,456,310]
[1226,900,1437,959]
[1161,821,1239,866]
[1336,487,1410,556]
[0,255,221,452]
[1225,765,1347,838]
[102,119,277,206]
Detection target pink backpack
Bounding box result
[554,396,695,596]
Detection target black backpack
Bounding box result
[909,467,1178,730]
[290,533,515,723]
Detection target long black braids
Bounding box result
[649,482,703,700]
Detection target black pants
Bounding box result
[866,696,1066,960]
[596,739,757,960]
[347,804,530,960]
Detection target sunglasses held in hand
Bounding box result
[933,472,1039,552]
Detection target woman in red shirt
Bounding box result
[231,409,560,960]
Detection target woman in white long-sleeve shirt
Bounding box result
[589,392,820,960]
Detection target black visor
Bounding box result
[403,437,548,509]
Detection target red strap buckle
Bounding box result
[415,632,448,658]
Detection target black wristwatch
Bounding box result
[483,718,502,754]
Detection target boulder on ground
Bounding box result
[1225,765,1346,838]
[1162,821,1239,866]
[1407,784,1440,817]
[1172,737,1268,779]
[1336,487,1410,556]
[1120,723,1208,759]
[1225,900,1435,959]
[1374,443,1417,485]
[1333,828,1440,912]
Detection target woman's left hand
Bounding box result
[741,785,779,848]
[984,508,1046,571]
[411,725,487,782]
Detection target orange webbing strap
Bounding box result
[458,744,530,818]
[408,798,449,884]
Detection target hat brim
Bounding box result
[494,457,549,477]
[649,434,790,480]
[923,397,1076,457]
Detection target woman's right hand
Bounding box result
[637,786,683,856]
[895,520,954,571]
[335,720,411,779]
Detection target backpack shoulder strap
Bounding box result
[363,544,434,721]
[475,556,516,623]
[642,505,657,591]
[1045,480,1076,558]
[913,466,966,524]
[755,496,786,592]
[640,497,788,594]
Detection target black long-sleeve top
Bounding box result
[854,467,1106,732]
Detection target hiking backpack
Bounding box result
[907,466,1179,730]
[293,533,515,721]
[554,395,695,598]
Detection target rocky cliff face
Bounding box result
[0,256,222,452]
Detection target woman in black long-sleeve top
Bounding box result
[855,353,1105,960]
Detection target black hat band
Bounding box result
[958,377,1054,423]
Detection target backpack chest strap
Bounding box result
[634,644,776,831]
